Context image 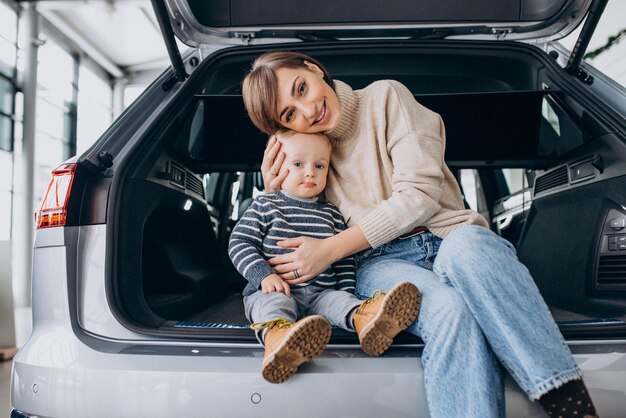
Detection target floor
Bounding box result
[1,307,33,416]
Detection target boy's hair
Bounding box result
[273,129,298,143]
[275,130,332,154]
[242,51,334,135]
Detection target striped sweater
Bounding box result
[228,191,357,296]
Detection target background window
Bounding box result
[502,169,531,195]
[123,84,145,108]
[36,38,74,166]
[0,150,13,240]
[0,0,16,240]
[77,64,112,155]
[0,0,17,79]
[0,1,16,153]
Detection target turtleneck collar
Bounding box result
[326,80,359,142]
[279,190,319,203]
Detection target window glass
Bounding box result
[0,2,17,44]
[459,169,478,211]
[0,150,11,241]
[37,40,74,108]
[0,114,11,151]
[252,185,263,198]
[0,75,14,115]
[124,85,145,108]
[541,98,560,136]
[559,2,625,88]
[0,2,17,79]
[230,176,241,221]
[0,4,16,154]
[13,119,21,147]
[35,98,67,140]
[0,37,16,78]
[35,134,65,167]
[502,169,531,195]
[0,190,10,240]
[36,38,75,173]
[77,64,112,155]
[34,165,54,207]
[0,150,11,190]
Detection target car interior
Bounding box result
[110,42,626,341]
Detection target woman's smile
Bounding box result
[313,101,327,125]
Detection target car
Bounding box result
[11,0,626,416]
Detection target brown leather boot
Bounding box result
[251,315,331,384]
[353,282,421,356]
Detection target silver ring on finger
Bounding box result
[293,269,300,279]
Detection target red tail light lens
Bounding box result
[35,163,77,229]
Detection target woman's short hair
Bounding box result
[242,51,334,135]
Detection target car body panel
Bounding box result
[12,324,626,417]
[76,225,145,340]
[13,228,626,417]
[165,0,593,46]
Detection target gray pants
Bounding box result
[244,285,363,343]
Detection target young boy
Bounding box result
[228,131,421,384]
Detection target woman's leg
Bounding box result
[356,239,504,418]
[432,225,583,400]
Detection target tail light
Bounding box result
[35,163,77,229]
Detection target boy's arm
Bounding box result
[228,200,274,291]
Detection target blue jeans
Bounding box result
[355,225,581,418]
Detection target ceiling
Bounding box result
[36,0,188,82]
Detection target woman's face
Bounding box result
[274,62,341,134]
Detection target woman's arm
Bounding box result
[270,224,370,283]
[353,80,447,248]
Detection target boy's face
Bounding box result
[278,132,331,198]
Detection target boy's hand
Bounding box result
[261,274,291,297]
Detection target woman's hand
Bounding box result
[261,136,289,192]
[261,274,291,297]
[268,237,336,284]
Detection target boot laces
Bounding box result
[250,317,293,331]
[356,289,385,314]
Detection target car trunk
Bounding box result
[106,39,626,341]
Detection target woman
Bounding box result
[242,51,597,417]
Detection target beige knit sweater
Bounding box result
[324,80,489,248]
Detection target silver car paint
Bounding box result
[11,227,626,417]
[76,225,149,340]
